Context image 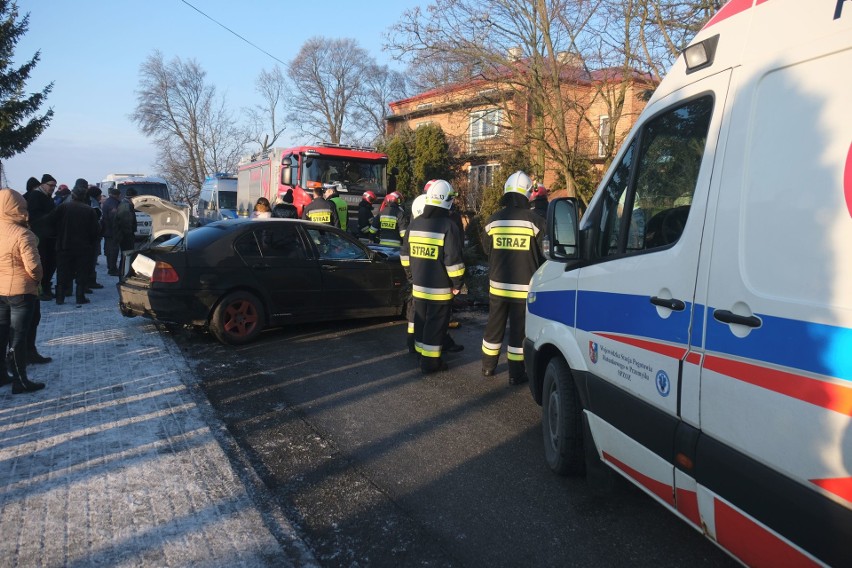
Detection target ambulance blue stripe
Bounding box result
[576,291,694,345]
[528,290,576,327]
[706,311,852,383]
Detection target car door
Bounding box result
[303,226,393,315]
[573,73,731,512]
[235,223,324,320]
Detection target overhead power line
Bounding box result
[179,0,288,66]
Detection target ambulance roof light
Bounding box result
[683,34,719,74]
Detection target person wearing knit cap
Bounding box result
[52,179,100,306]
[25,177,40,195]
[25,174,58,300]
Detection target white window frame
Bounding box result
[468,163,499,191]
[469,108,502,143]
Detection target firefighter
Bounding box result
[529,183,548,219]
[356,190,377,241]
[301,185,339,227]
[372,191,407,247]
[481,171,546,384]
[401,180,465,374]
[324,184,349,231]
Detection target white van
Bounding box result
[98,174,172,241]
[196,173,237,226]
[524,2,851,566]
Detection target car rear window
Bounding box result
[155,225,229,249]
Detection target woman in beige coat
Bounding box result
[0,187,46,393]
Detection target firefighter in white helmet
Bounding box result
[481,170,546,384]
[400,179,465,374]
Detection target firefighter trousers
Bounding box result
[414,299,452,373]
[481,299,526,379]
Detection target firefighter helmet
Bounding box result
[424,179,455,210]
[410,194,428,219]
[504,171,534,199]
[385,191,402,203]
[363,190,376,203]
[531,184,548,200]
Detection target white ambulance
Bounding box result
[524,1,851,566]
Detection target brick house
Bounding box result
[386,61,654,202]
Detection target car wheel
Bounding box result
[210,291,265,345]
[541,357,585,476]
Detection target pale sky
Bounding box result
[3,0,424,190]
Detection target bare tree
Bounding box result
[131,51,247,206]
[245,65,288,152]
[286,37,373,145]
[387,0,717,203]
[352,64,409,145]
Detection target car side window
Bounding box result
[257,225,306,259]
[306,228,368,260]
[234,233,261,258]
[590,95,714,259]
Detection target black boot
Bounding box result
[28,350,52,364]
[76,286,90,306]
[8,350,45,394]
[55,285,65,305]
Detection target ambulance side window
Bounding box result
[591,95,714,259]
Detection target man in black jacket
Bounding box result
[53,179,100,306]
[25,174,58,300]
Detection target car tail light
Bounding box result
[151,261,179,283]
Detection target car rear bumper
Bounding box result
[118,280,219,327]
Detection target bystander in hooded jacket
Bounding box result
[0,188,43,296]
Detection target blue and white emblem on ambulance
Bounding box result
[589,341,598,364]
[655,370,670,397]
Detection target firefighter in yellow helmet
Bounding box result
[481,171,546,384]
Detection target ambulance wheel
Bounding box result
[542,358,585,476]
[210,291,265,345]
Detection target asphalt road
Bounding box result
[168,309,736,568]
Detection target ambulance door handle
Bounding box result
[650,296,685,311]
[713,309,762,328]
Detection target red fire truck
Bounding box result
[236,144,389,218]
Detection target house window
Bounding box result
[598,115,611,157]
[416,103,433,110]
[469,108,502,142]
[469,164,499,191]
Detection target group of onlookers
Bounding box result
[0,175,138,395]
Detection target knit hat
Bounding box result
[71,179,89,201]
[88,185,102,199]
[26,177,40,193]
[73,178,88,191]
[41,174,57,185]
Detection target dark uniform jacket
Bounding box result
[302,196,339,227]
[357,199,376,238]
[401,206,465,303]
[483,193,546,302]
[372,202,408,247]
[25,189,57,240]
[54,199,100,252]
[530,197,548,219]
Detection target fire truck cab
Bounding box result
[236,144,388,219]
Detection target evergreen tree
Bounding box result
[0,1,53,175]
[384,134,413,199]
[412,124,451,189]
